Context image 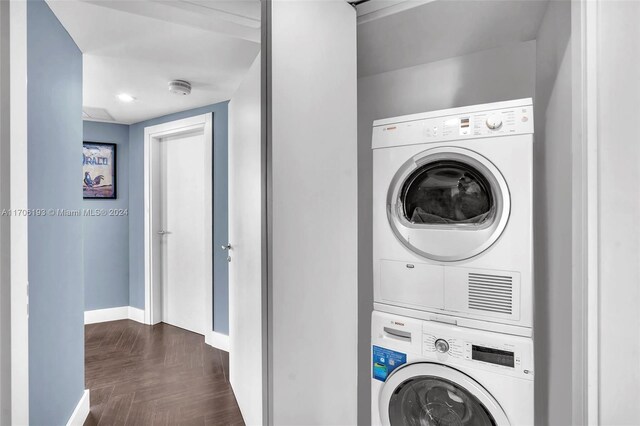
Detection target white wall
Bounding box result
[228,53,263,426]
[269,1,358,424]
[533,1,572,424]
[597,2,640,423]
[357,40,537,424]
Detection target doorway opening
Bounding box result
[143,113,213,335]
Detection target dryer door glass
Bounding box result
[401,160,494,225]
[388,376,496,426]
[387,147,511,262]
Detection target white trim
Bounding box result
[84,306,146,325]
[65,389,90,426]
[128,306,145,324]
[205,331,230,352]
[8,1,29,424]
[82,118,130,126]
[572,1,599,424]
[0,0,8,419]
[84,307,128,324]
[143,114,213,336]
[583,1,600,424]
[356,0,434,25]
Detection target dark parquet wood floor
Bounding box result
[84,320,245,426]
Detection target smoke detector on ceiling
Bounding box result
[168,80,192,96]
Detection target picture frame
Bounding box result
[83,141,117,199]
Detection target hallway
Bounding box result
[83,320,244,426]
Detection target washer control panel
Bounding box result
[422,325,533,380]
[421,107,531,139]
[372,100,534,150]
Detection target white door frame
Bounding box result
[1,1,30,424]
[143,113,213,333]
[572,1,599,424]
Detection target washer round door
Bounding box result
[387,146,510,262]
[379,363,510,426]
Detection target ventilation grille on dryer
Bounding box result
[468,272,513,315]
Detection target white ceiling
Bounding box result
[47,0,261,124]
[357,0,549,77]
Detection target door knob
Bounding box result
[157,230,168,235]
[221,243,232,251]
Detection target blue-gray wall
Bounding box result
[28,1,85,423]
[128,102,229,334]
[83,121,130,310]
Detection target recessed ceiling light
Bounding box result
[117,93,135,103]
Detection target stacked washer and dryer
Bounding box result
[371,99,535,425]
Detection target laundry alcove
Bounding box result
[355,1,572,424]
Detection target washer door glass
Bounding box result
[388,376,496,426]
[402,160,494,225]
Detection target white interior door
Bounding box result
[228,53,263,424]
[159,130,207,335]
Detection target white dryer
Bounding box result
[371,311,534,425]
[372,99,534,335]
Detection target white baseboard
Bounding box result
[66,389,90,426]
[128,306,145,323]
[205,331,230,352]
[84,307,128,324]
[85,306,146,325]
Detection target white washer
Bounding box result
[371,311,534,426]
[372,99,534,335]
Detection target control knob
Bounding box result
[434,339,449,353]
[486,115,503,130]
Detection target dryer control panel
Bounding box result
[422,321,534,381]
[372,98,534,150]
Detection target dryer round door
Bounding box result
[379,363,510,426]
[387,146,510,262]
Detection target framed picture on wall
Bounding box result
[83,142,117,199]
